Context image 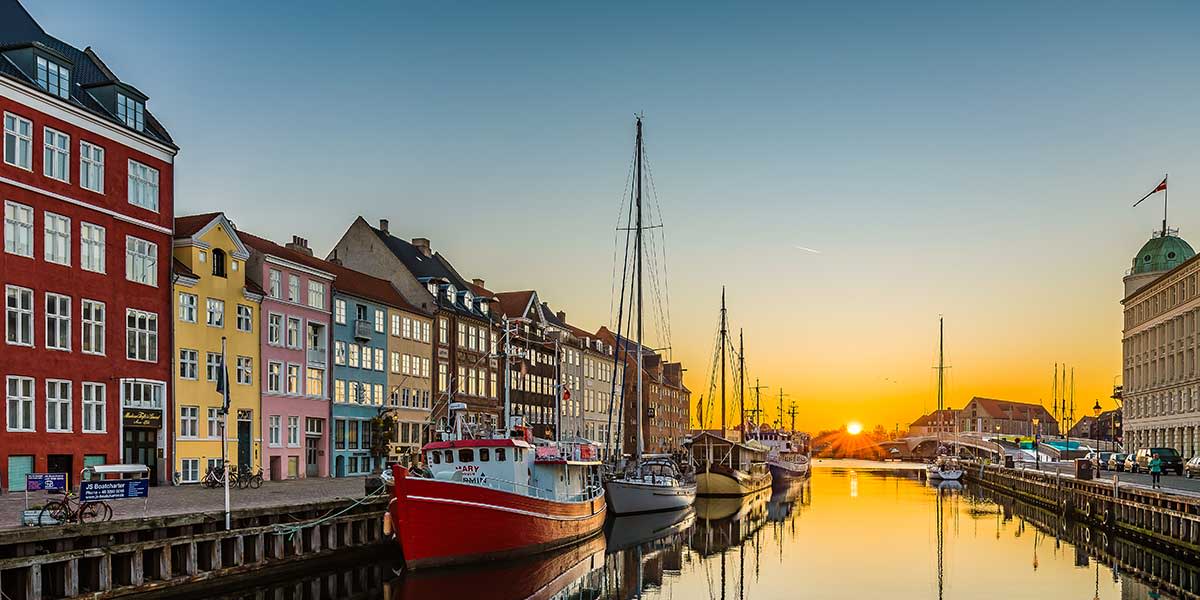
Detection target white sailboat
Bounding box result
[926,317,964,482]
[605,116,697,515]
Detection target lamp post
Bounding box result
[1092,400,1102,467]
[1032,417,1041,470]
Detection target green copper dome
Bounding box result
[1131,234,1195,274]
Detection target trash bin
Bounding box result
[1075,458,1094,481]
[1004,455,1014,469]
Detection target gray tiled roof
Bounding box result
[370,225,494,322]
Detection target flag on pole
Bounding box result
[216,338,230,413]
[1133,175,1168,207]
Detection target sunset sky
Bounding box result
[30,2,1200,432]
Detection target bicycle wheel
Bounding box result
[78,501,106,523]
[250,474,263,489]
[39,500,68,526]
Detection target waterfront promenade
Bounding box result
[0,477,368,532]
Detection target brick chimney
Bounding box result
[472,278,486,289]
[379,219,389,234]
[412,238,431,257]
[557,310,567,323]
[286,236,312,257]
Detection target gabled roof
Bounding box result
[493,291,537,320]
[240,231,335,281]
[0,0,174,147]
[174,213,249,260]
[966,397,1053,420]
[171,257,196,281]
[174,212,220,238]
[367,222,490,320]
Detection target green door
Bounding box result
[7,455,33,492]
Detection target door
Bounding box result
[237,419,252,470]
[123,429,159,486]
[306,437,320,477]
[6,455,33,492]
[47,454,73,479]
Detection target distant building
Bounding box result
[956,397,1058,437]
[597,327,691,454]
[908,409,960,437]
[490,290,562,440]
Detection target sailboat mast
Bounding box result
[634,116,644,461]
[720,286,727,438]
[778,389,784,432]
[937,316,944,413]
[739,329,745,441]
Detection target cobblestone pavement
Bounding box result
[0,476,371,531]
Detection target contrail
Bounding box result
[794,245,822,254]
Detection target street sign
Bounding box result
[80,479,149,502]
[25,472,67,492]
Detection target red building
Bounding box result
[0,1,177,490]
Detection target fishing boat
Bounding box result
[926,317,963,482]
[605,116,697,516]
[756,393,810,484]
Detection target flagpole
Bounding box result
[1164,173,1169,236]
[221,336,231,531]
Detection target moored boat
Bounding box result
[689,432,772,497]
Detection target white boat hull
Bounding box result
[926,465,964,481]
[605,478,697,515]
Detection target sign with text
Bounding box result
[122,408,162,429]
[80,479,149,502]
[25,473,67,492]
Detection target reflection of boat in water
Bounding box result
[606,507,696,553]
[932,479,964,493]
[690,488,770,556]
[387,534,607,600]
[925,317,963,482]
[768,478,809,522]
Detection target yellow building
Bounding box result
[172,213,263,483]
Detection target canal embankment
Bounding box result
[965,462,1200,556]
[0,494,388,600]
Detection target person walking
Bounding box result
[1150,453,1163,489]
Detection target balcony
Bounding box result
[307,348,326,366]
[353,319,372,342]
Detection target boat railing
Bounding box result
[469,474,604,503]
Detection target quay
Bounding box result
[0,495,387,600]
[965,462,1200,555]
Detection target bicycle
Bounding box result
[202,463,229,489]
[235,468,263,489]
[38,491,112,525]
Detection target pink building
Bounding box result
[242,232,335,480]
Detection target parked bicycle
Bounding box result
[235,468,263,490]
[202,463,229,489]
[38,491,112,525]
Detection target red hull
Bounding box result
[389,466,607,569]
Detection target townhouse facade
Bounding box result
[1,3,177,489]
[385,304,434,465]
[241,232,335,480]
[956,397,1058,437]
[598,327,691,455]
[171,213,261,483]
[492,290,562,440]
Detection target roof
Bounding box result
[910,408,958,428]
[174,213,220,238]
[1130,233,1195,275]
[367,222,491,321]
[966,397,1053,420]
[493,291,536,319]
[0,0,174,147]
[171,257,196,280]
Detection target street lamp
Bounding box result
[1032,417,1041,470]
[1092,400,1102,466]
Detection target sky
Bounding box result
[26,1,1200,432]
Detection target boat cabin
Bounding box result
[421,437,604,502]
[689,432,770,474]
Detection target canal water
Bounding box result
[179,461,1198,599]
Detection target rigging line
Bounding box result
[608,142,638,328]
[643,230,671,353]
[615,258,639,457]
[604,150,638,459]
[640,144,674,350]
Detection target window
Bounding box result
[305,367,324,396]
[268,314,282,345]
[116,93,144,132]
[206,298,224,327]
[236,356,252,385]
[288,416,300,446]
[267,362,282,393]
[402,353,411,375]
[438,362,448,392]
[46,380,71,432]
[81,222,105,272]
[125,236,158,286]
[391,314,401,336]
[82,382,105,433]
[179,348,198,379]
[286,364,300,394]
[374,384,384,405]
[180,459,199,483]
[122,379,163,409]
[308,281,325,309]
[334,341,346,365]
[45,293,70,351]
[307,322,325,353]
[125,309,157,361]
[439,318,448,344]
[334,299,346,324]
[286,317,300,348]
[269,415,281,446]
[4,201,33,257]
[348,421,360,448]
[3,113,32,169]
[269,269,281,298]
[288,275,299,303]
[205,352,224,382]
[348,344,360,368]
[236,304,252,332]
[43,212,70,265]
[80,142,104,193]
[210,248,227,277]
[306,418,323,435]
[5,285,33,346]
[35,56,70,99]
[180,406,199,438]
[43,127,69,182]
[207,408,223,438]
[425,322,432,343]
[6,376,34,432]
[374,347,384,371]
[127,160,159,211]
[374,309,385,333]
[334,380,345,403]
[391,351,400,373]
[177,293,197,323]
[403,317,412,339]
[335,419,346,449]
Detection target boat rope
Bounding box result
[269,484,388,540]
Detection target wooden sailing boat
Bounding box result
[604,116,697,515]
[927,316,963,481]
[689,289,773,497]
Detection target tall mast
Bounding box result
[1052,363,1058,425]
[634,116,645,461]
[720,286,727,438]
[937,317,944,412]
[788,400,798,434]
[739,328,745,441]
[503,316,511,435]
[778,389,784,432]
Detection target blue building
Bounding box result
[327,266,408,477]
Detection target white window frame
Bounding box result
[287,274,299,303]
[180,458,200,483]
[334,299,346,324]
[374,309,385,333]
[80,222,105,273]
[206,298,225,328]
[179,348,198,380]
[236,356,253,385]
[45,379,71,433]
[180,405,199,438]
[206,352,223,383]
[236,304,252,332]
[268,415,281,447]
[125,308,158,362]
[286,364,300,395]
[3,112,32,170]
[43,212,70,266]
[5,285,34,347]
[80,141,104,193]
[268,269,281,299]
[35,56,70,99]
[6,375,35,432]
[287,415,300,447]
[125,236,158,286]
[43,126,70,183]
[268,313,283,346]
[127,159,159,211]
[178,292,197,323]
[44,292,71,351]
[307,281,325,309]
[286,316,301,349]
[267,361,283,394]
[81,382,106,433]
[4,200,34,258]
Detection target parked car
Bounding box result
[1131,447,1185,475]
[1095,452,1113,471]
[1108,452,1128,472]
[1123,453,1138,472]
[1186,456,1200,479]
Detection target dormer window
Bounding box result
[444,285,456,303]
[480,303,489,315]
[35,56,70,99]
[116,93,144,132]
[427,282,437,295]
[212,249,227,278]
[464,292,473,306]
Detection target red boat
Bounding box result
[386,419,606,569]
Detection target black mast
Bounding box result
[635,116,644,461]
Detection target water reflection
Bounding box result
[167,462,1200,600]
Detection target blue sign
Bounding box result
[25,473,67,492]
[80,479,149,502]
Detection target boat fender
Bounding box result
[1083,526,1091,544]
[1082,502,1092,519]
[382,510,393,537]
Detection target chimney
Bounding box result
[472,278,486,289]
[286,236,312,257]
[379,219,389,234]
[557,310,567,323]
[328,249,343,266]
[412,237,431,257]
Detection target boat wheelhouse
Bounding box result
[688,432,772,497]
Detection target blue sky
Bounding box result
[27,1,1200,429]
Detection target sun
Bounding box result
[846,422,863,435]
